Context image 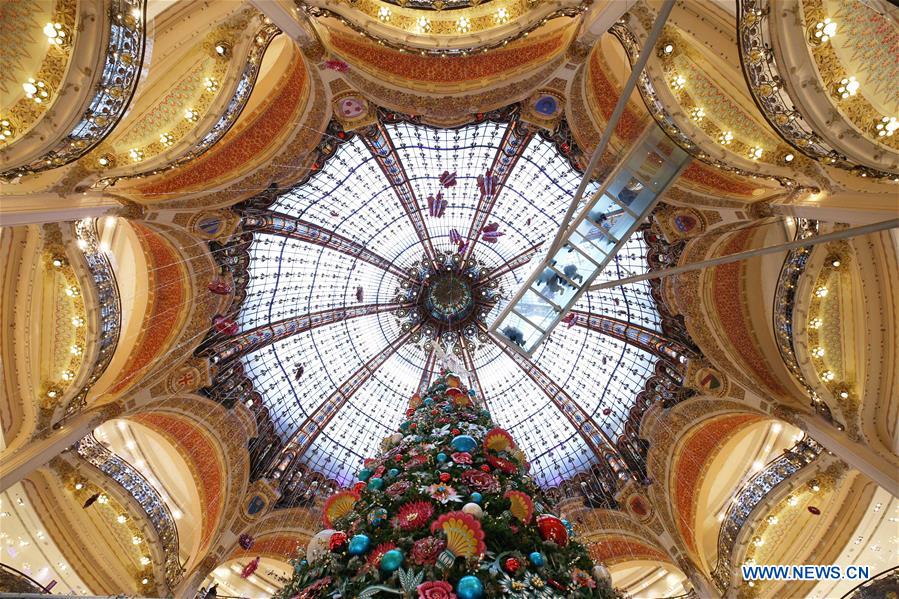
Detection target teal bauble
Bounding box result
[451,435,477,452]
[368,507,387,526]
[424,398,434,406]
[562,518,575,538]
[367,477,384,491]
[348,534,371,556]
[358,468,373,482]
[387,468,399,478]
[469,492,482,504]
[436,452,448,463]
[399,421,411,431]
[528,551,545,567]
[443,404,454,413]
[379,549,404,573]
[456,575,484,599]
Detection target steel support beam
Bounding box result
[207,302,410,364]
[459,343,486,406]
[462,121,534,261]
[274,325,419,469]
[564,310,694,365]
[475,242,543,287]
[244,212,413,281]
[361,123,437,261]
[417,350,437,396]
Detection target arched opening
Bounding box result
[201,557,292,598]
[609,560,689,597]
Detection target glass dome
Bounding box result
[232,111,664,488]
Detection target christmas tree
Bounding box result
[276,371,622,598]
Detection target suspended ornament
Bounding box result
[322,490,358,527]
[356,286,364,301]
[207,279,232,295]
[439,170,457,187]
[480,222,505,243]
[449,229,462,246]
[294,364,304,381]
[561,312,576,328]
[428,192,447,218]
[808,506,821,515]
[322,59,349,72]
[477,169,495,197]
[82,492,101,509]
[238,533,254,550]
[213,315,238,336]
[504,490,534,524]
[536,514,569,547]
[240,556,260,578]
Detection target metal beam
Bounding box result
[207,302,410,364]
[589,218,899,291]
[462,121,534,261]
[458,344,486,406]
[361,123,437,261]
[563,310,693,364]
[417,350,437,396]
[273,325,419,469]
[244,211,413,281]
[481,324,625,471]
[546,0,676,258]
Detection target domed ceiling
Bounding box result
[219,109,665,489]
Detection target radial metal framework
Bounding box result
[200,107,693,490]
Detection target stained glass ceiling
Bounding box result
[232,112,665,489]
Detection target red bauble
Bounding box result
[548,579,566,591]
[480,464,491,473]
[353,482,366,494]
[536,514,569,547]
[439,472,451,482]
[329,531,347,552]
[452,428,461,436]
[504,557,521,574]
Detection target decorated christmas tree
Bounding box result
[276,371,622,598]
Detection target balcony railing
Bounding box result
[840,565,899,598]
[63,219,122,417]
[76,434,183,587]
[710,437,824,592]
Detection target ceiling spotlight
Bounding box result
[783,153,795,163]
[213,42,231,57]
[377,6,391,22]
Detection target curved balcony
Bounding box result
[0,563,50,593]
[59,219,122,419]
[710,437,824,592]
[76,434,183,588]
[840,565,899,599]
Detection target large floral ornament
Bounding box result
[461,469,500,493]
[423,483,463,504]
[417,580,457,599]
[410,536,447,566]
[571,568,596,589]
[367,542,398,568]
[504,490,534,524]
[296,576,333,599]
[396,500,435,531]
[486,453,518,474]
[322,490,358,527]
[430,511,486,559]
[450,451,472,464]
[498,574,530,598]
[484,428,515,452]
[386,480,412,498]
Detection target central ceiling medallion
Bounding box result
[394,250,501,353]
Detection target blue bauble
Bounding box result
[469,492,482,504]
[528,551,545,567]
[379,549,404,572]
[387,468,399,478]
[443,404,454,413]
[424,398,434,406]
[469,389,477,397]
[358,468,373,482]
[367,477,384,491]
[456,575,485,599]
[451,435,477,452]
[399,421,411,431]
[348,534,371,556]
[368,507,388,526]
[436,452,448,463]
[562,518,575,537]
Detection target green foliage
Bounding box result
[274,373,624,599]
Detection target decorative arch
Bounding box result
[127,394,251,564]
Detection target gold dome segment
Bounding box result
[302,0,590,55]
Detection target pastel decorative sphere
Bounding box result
[387,468,400,478]
[367,507,388,526]
[367,477,384,491]
[389,432,404,445]
[451,435,477,452]
[358,468,373,481]
[436,452,448,463]
[379,549,404,573]
[462,502,483,519]
[469,492,482,504]
[456,575,485,599]
[536,514,569,547]
[593,564,611,583]
[528,551,545,567]
[306,529,336,564]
